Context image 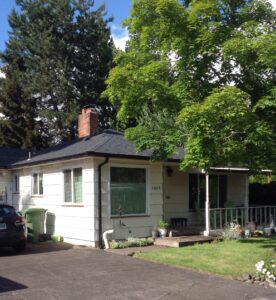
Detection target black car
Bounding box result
[0,204,27,252]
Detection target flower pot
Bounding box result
[264,228,272,236]
[158,228,167,238]
[244,229,251,238]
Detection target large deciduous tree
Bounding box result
[104,0,276,172]
[0,0,114,148]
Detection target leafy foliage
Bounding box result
[179,87,275,170]
[104,0,276,172]
[126,107,183,161]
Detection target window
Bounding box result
[189,174,227,209]
[64,168,83,203]
[32,173,43,195]
[0,187,7,203]
[13,175,20,193]
[110,167,147,216]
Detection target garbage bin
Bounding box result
[22,208,47,242]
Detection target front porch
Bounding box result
[163,166,274,236]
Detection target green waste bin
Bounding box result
[23,208,47,242]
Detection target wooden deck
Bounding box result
[154,235,217,248]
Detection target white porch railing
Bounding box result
[209,206,276,230]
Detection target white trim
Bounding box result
[208,167,272,173]
[31,172,43,196]
[62,167,83,204]
[13,174,20,193]
[108,163,150,218]
[10,156,92,171]
[204,173,210,237]
[244,175,249,223]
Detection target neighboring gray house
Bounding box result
[0,107,269,247]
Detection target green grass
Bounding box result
[135,237,276,278]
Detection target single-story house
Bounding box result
[0,107,273,247]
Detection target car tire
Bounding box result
[13,241,26,253]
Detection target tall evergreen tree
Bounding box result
[0,0,114,148]
[0,57,40,149]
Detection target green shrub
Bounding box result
[110,238,154,249]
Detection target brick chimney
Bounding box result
[78,107,99,138]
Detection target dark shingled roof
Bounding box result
[10,130,184,167]
[0,148,29,168]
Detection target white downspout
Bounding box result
[244,175,249,224]
[103,229,114,249]
[204,172,210,236]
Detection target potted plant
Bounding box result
[158,220,169,238]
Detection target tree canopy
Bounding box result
[0,0,114,148]
[104,0,276,172]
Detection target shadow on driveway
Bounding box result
[0,241,73,257]
[0,276,27,293]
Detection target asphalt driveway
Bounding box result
[0,242,275,300]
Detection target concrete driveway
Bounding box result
[0,242,275,300]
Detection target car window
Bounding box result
[0,207,16,217]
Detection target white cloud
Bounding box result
[110,24,129,51]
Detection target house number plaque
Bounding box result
[151,184,162,192]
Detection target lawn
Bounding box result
[135,237,276,278]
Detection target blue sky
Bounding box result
[0,0,132,52]
[1,0,275,52]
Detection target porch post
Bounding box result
[244,174,249,224]
[203,172,210,236]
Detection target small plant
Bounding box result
[252,230,264,237]
[51,235,63,243]
[109,238,154,249]
[158,220,169,229]
[255,259,276,284]
[222,221,242,240]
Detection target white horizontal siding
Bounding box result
[13,158,97,244]
[163,167,190,222]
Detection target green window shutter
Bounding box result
[73,168,82,203]
[64,170,72,202]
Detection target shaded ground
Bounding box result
[0,242,275,300]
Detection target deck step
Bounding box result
[154,235,216,248]
[168,226,205,237]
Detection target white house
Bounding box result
[0,107,272,247]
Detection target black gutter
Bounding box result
[97,157,109,248]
